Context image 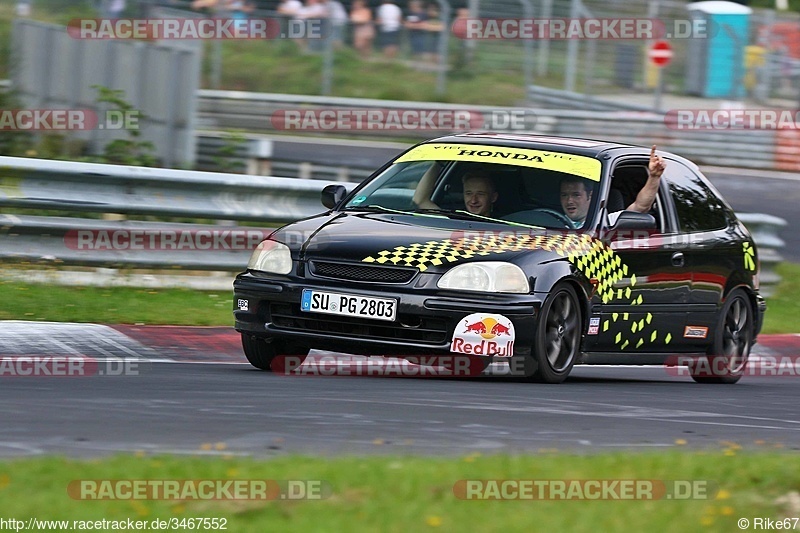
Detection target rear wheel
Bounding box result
[241,334,309,371]
[516,283,581,384]
[690,289,752,384]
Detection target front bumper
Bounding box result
[233,271,543,356]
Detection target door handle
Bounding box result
[672,252,685,267]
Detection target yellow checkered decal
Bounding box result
[363,233,666,350]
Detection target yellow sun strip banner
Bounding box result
[394,143,602,181]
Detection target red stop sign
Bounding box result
[648,40,673,67]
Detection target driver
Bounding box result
[559,177,594,229]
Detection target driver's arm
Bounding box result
[412,161,442,210]
[627,145,666,213]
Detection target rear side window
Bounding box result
[665,163,729,232]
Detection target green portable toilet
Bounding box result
[685,1,752,98]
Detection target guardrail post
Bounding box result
[247,139,274,175]
[738,213,787,298]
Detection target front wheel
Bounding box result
[690,289,753,384]
[241,334,309,371]
[516,283,582,384]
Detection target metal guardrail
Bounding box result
[0,215,267,271]
[0,156,353,272]
[196,90,788,171]
[195,133,407,182]
[0,156,344,222]
[197,90,551,140]
[526,85,658,112]
[1,78,789,171]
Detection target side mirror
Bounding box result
[321,184,347,209]
[609,210,657,231]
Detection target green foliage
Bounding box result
[86,85,158,167]
[0,89,33,156]
[211,131,248,173]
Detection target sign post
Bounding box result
[648,40,673,111]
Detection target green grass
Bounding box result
[1,263,799,331]
[762,262,800,334]
[211,38,529,105]
[0,451,796,532]
[0,279,232,326]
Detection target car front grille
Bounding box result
[270,303,448,345]
[309,261,418,284]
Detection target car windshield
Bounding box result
[343,142,602,229]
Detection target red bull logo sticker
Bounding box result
[451,313,515,357]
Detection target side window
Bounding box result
[665,163,728,233]
[610,163,667,233]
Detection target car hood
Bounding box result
[272,211,578,273]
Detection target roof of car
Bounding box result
[425,132,646,157]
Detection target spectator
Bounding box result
[298,0,329,52]
[452,7,472,67]
[404,0,428,58]
[277,0,303,41]
[98,0,126,17]
[376,0,402,59]
[226,0,255,19]
[423,2,443,63]
[191,0,220,14]
[350,0,375,58]
[277,0,303,18]
[325,0,348,49]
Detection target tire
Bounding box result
[518,283,581,384]
[690,289,753,384]
[241,334,309,371]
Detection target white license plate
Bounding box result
[301,289,397,322]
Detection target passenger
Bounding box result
[559,144,667,228]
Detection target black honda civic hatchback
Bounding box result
[233,133,766,383]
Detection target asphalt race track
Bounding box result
[1,322,799,458]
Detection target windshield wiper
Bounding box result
[342,205,448,218]
[344,206,543,229]
[454,209,545,229]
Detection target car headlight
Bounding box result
[247,240,292,274]
[437,262,529,293]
